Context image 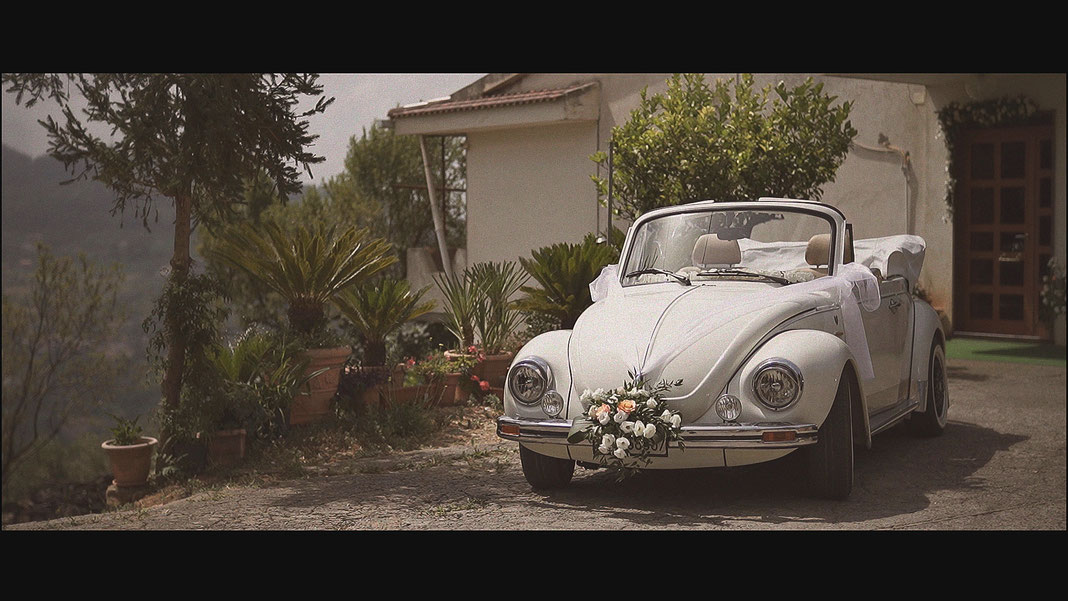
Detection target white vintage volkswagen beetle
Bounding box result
[497,198,948,499]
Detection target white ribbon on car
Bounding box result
[589,262,881,381]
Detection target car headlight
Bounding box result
[752,358,803,411]
[508,357,552,405]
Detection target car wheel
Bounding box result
[519,444,575,490]
[908,343,949,437]
[805,374,854,500]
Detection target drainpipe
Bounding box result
[419,135,454,279]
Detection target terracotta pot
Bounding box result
[204,429,246,467]
[291,346,351,425]
[441,372,461,406]
[101,437,158,487]
[480,352,514,387]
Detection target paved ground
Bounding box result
[6,358,1064,530]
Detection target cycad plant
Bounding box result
[517,232,619,329]
[208,222,396,343]
[335,277,435,366]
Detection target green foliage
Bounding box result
[434,262,529,353]
[107,414,145,446]
[143,271,230,380]
[517,232,620,329]
[2,244,126,493]
[323,127,467,275]
[591,74,857,221]
[2,73,334,225]
[468,261,529,355]
[433,269,481,350]
[206,221,396,339]
[334,278,435,366]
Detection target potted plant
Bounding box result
[101,414,158,488]
[434,262,528,387]
[407,351,476,405]
[334,276,435,404]
[468,261,528,387]
[517,231,620,329]
[208,222,396,424]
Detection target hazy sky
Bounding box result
[1,73,485,184]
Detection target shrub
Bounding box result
[517,232,620,329]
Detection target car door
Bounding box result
[861,275,914,412]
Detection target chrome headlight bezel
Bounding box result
[751,358,803,411]
[508,357,553,405]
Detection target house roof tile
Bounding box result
[387,83,596,119]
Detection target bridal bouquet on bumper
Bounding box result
[567,373,686,479]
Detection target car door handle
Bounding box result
[888,298,901,313]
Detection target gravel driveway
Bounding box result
[6,358,1064,530]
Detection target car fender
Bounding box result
[910,298,946,414]
[501,330,575,421]
[711,328,872,447]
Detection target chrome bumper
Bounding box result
[497,416,819,449]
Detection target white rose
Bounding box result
[661,409,672,419]
[646,398,657,408]
[616,437,631,450]
[669,414,682,429]
[601,434,616,448]
[642,423,657,438]
[617,387,626,395]
[613,448,628,459]
[598,412,611,425]
[598,444,611,455]
[621,421,635,434]
[633,420,645,435]
[613,410,627,423]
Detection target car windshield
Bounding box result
[621,207,836,287]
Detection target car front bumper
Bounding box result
[497,416,819,449]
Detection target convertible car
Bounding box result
[497,198,948,499]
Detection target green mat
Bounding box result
[946,337,1066,366]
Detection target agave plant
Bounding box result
[517,232,619,329]
[208,222,396,340]
[334,277,435,366]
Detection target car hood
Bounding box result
[568,281,834,421]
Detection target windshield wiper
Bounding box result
[623,268,691,286]
[696,268,790,285]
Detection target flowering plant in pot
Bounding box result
[566,375,686,480]
[407,351,476,405]
[208,222,395,424]
[101,414,158,487]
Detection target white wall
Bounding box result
[466,121,600,265]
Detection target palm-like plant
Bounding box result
[468,261,529,354]
[208,222,396,340]
[433,269,481,350]
[517,233,619,329]
[334,278,435,366]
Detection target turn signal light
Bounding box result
[500,424,521,436]
[762,430,797,443]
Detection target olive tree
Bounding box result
[591,73,858,222]
[2,74,334,420]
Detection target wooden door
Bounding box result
[953,123,1055,338]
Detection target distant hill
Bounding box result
[2,144,177,420]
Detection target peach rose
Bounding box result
[617,399,637,414]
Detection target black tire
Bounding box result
[805,374,854,500]
[908,343,949,437]
[519,444,575,490]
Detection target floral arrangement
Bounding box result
[1040,258,1066,327]
[567,375,685,477]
